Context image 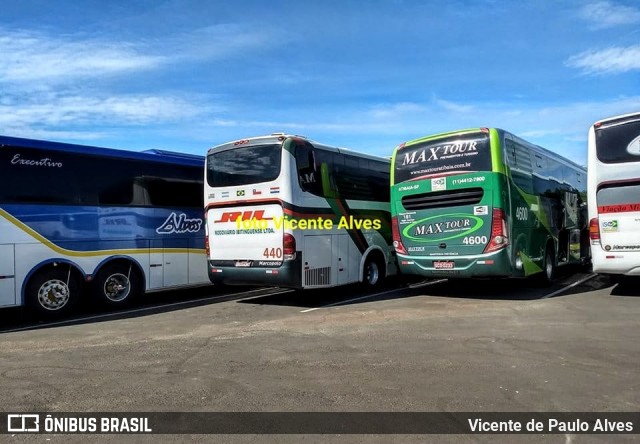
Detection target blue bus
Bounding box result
[0,135,209,318]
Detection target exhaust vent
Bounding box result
[401,188,483,211]
[305,267,331,286]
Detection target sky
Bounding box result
[1,0,639,166]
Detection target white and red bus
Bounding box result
[588,111,640,277]
[204,133,396,289]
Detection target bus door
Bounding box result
[162,239,190,287]
[334,233,355,286]
[147,239,190,288]
[0,244,15,306]
[149,211,195,289]
[149,240,163,289]
[562,189,582,262]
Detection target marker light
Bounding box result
[391,217,408,255]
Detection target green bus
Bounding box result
[390,128,589,283]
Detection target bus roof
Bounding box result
[394,127,585,172]
[207,134,296,154]
[208,133,388,162]
[593,111,640,129]
[0,135,203,167]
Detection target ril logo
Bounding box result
[214,210,273,223]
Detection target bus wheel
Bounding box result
[539,246,556,286]
[92,263,141,307]
[26,267,80,318]
[363,256,383,287]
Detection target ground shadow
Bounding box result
[0,284,277,333]
[239,266,607,309]
[1,269,614,332]
[610,276,640,297]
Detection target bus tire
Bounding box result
[92,262,142,308]
[362,255,384,287]
[539,245,556,286]
[26,267,80,318]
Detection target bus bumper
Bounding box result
[592,254,640,276]
[207,255,303,288]
[397,248,514,278]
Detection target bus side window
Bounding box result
[505,138,516,164]
[318,151,341,198]
[507,139,533,194]
[532,153,549,195]
[294,142,321,195]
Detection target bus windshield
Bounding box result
[596,118,640,164]
[394,132,492,184]
[206,144,281,187]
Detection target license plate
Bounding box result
[235,261,252,267]
[433,260,454,270]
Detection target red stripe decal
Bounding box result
[598,203,640,214]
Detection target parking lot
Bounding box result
[1,271,639,443]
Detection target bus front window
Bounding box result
[206,144,281,187]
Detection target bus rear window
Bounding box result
[596,118,640,164]
[207,144,281,187]
[394,133,492,184]
[596,183,640,208]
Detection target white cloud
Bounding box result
[433,98,475,114]
[368,102,426,119]
[0,25,265,140]
[565,45,640,75]
[579,1,640,29]
[0,30,164,83]
[0,93,206,133]
[210,119,239,127]
[0,128,108,142]
[174,24,283,61]
[0,24,280,86]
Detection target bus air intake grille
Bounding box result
[305,267,331,287]
[401,188,484,210]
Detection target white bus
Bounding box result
[204,133,396,289]
[0,135,210,318]
[587,111,640,277]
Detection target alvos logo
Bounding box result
[401,141,478,165]
[402,213,484,243]
[156,212,203,234]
